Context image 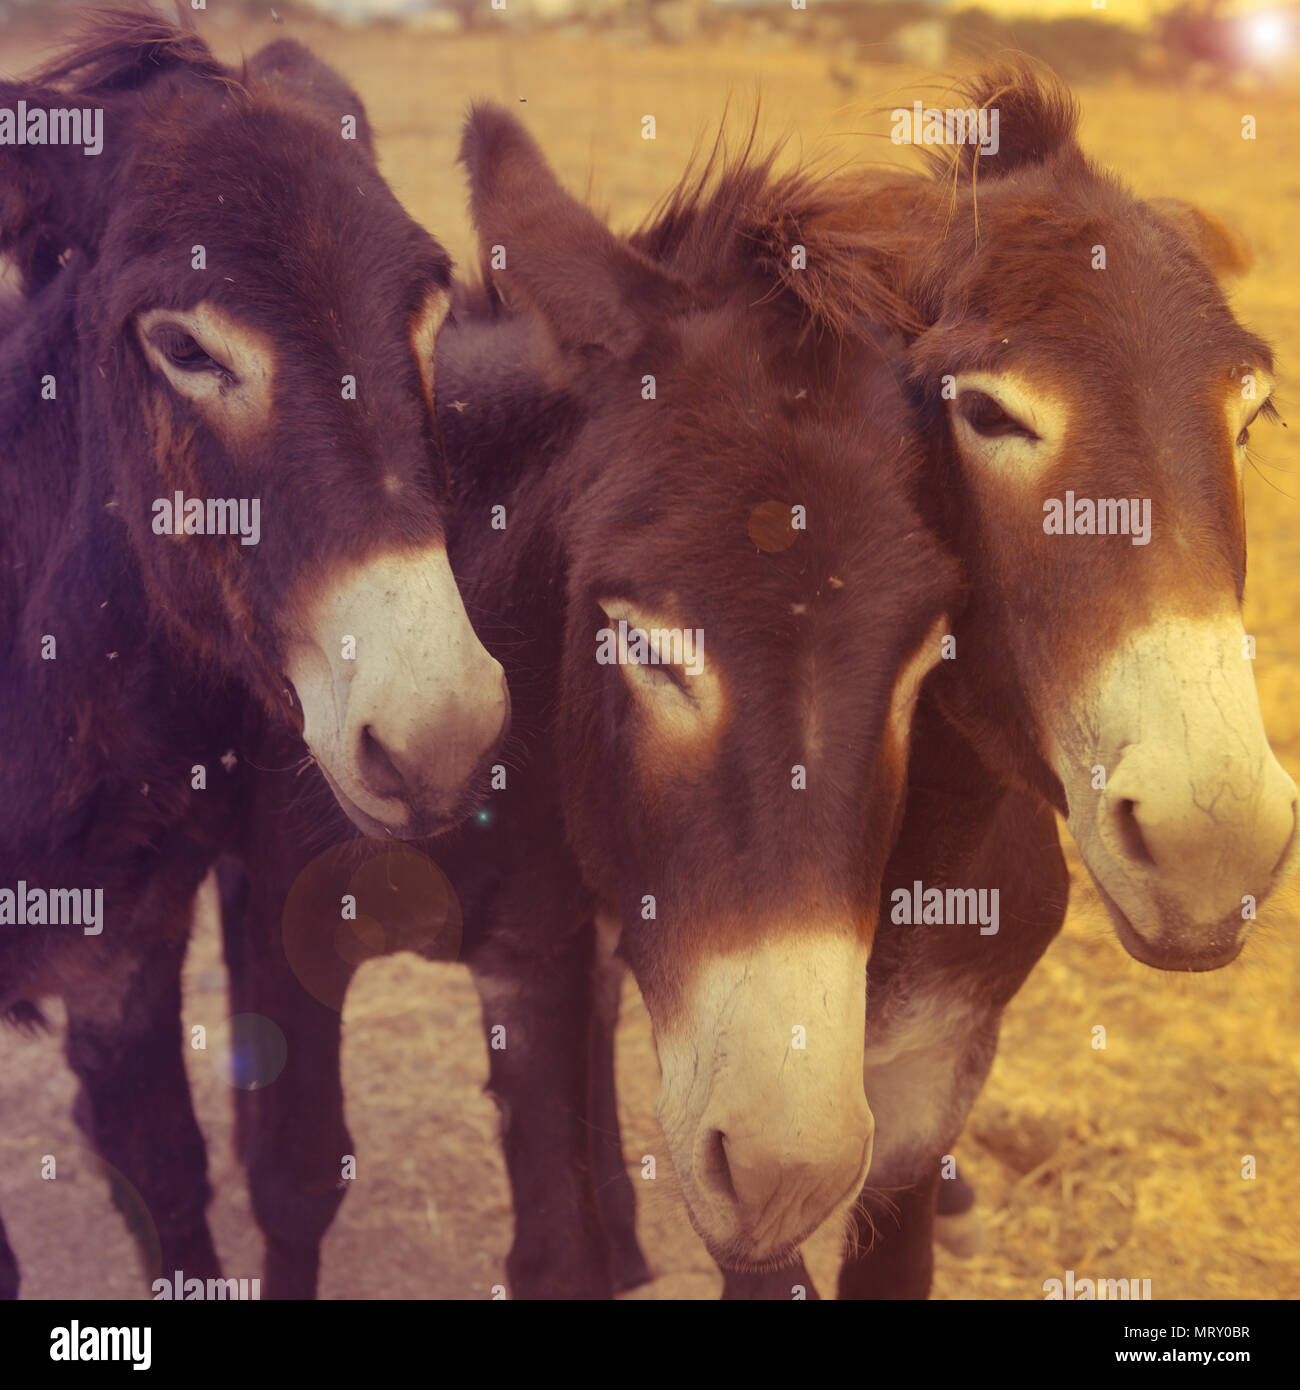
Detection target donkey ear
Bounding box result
[460,104,687,363]
[247,39,375,154]
[1147,198,1253,280]
[937,62,1082,182]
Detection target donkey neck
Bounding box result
[0,272,214,854]
[434,304,585,732]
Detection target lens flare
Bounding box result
[1243,11,1292,61]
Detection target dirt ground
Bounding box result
[1,15,1298,1300]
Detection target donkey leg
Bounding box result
[838,1000,1004,1299]
[936,1165,975,1215]
[837,1168,941,1300]
[589,917,651,1293]
[240,984,351,1300]
[63,927,220,1287]
[934,1163,983,1257]
[470,920,612,1299]
[0,1211,19,1299]
[220,857,354,1300]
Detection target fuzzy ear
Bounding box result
[925,61,1082,182]
[459,104,689,364]
[1147,198,1253,280]
[246,39,375,154]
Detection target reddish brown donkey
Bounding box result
[619,61,1300,1297]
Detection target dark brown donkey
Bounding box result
[0,12,505,1295]
[597,62,1300,1298]
[216,107,959,1295]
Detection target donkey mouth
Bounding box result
[677,1150,870,1275]
[313,761,436,842]
[714,1241,804,1276]
[1089,875,1244,973]
[315,754,497,843]
[684,1204,806,1275]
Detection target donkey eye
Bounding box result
[597,599,701,708]
[151,325,229,377]
[956,390,1039,441]
[616,647,692,700]
[640,662,687,693]
[1238,397,1279,449]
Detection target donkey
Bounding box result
[215,105,962,1297]
[835,65,1297,1299]
[0,12,505,1296]
[224,70,1296,1299]
[597,62,1300,1298]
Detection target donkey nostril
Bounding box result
[699,1128,738,1206]
[357,724,406,800]
[1114,797,1155,867]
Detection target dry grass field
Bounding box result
[1,12,1297,1299]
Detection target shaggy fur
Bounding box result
[0,10,454,1296]
[218,102,959,1298]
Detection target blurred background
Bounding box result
[0,0,1297,1299]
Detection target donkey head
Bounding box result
[1,13,506,837]
[815,66,1296,970]
[462,107,957,1267]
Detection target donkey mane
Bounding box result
[626,62,1096,345]
[630,123,929,340]
[31,7,242,97]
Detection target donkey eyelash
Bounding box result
[954,389,1040,442]
[620,656,690,695]
[645,662,690,694]
[151,326,234,381]
[1238,397,1280,448]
